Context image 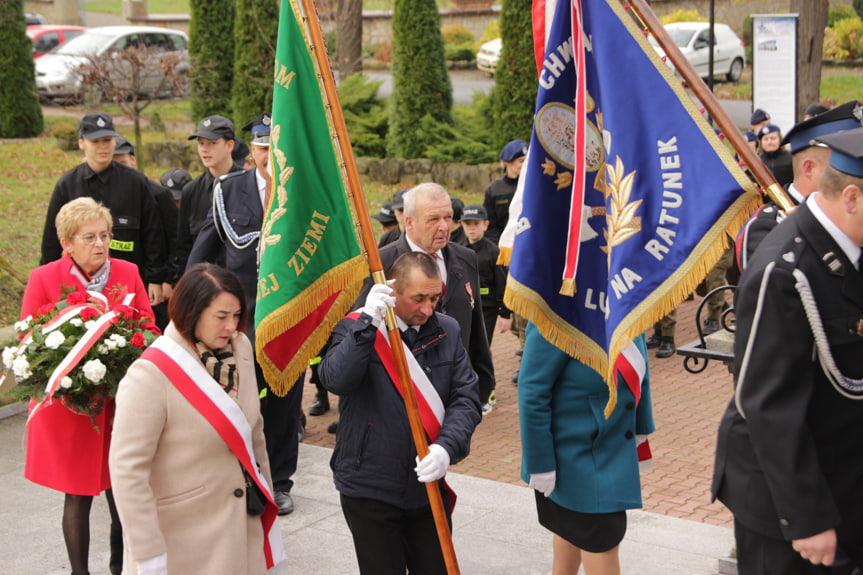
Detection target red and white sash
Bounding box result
[141,336,285,569]
[613,341,653,470]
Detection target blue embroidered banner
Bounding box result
[504,0,759,414]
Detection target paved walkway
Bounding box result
[0,403,735,574]
[301,294,736,528]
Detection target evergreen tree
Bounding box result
[232,0,279,128]
[387,0,452,159]
[0,0,43,138]
[491,0,536,151]
[189,0,236,121]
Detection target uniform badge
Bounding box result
[166,178,174,187]
[203,118,212,127]
[96,117,106,127]
[263,115,271,126]
[465,282,474,309]
[782,251,795,264]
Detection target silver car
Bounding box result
[650,22,746,82]
[35,25,189,100]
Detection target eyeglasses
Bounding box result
[71,232,112,245]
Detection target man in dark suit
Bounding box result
[357,182,496,412]
[712,127,863,574]
[187,113,303,516]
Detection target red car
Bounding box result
[27,25,87,59]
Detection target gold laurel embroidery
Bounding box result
[542,158,556,176]
[601,156,642,265]
[260,124,293,257]
[555,171,573,190]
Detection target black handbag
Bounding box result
[243,467,266,516]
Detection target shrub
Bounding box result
[388,0,453,158]
[374,40,393,63]
[827,4,858,27]
[823,17,863,61]
[0,0,43,138]
[855,0,863,20]
[479,20,501,45]
[661,9,706,24]
[232,0,278,129]
[445,43,476,62]
[442,24,474,45]
[339,74,388,157]
[189,0,235,121]
[416,114,497,164]
[491,0,535,151]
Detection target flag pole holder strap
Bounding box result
[676,285,736,374]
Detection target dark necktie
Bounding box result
[402,327,418,349]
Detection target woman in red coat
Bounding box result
[22,197,157,575]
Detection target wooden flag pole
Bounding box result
[294,0,461,572]
[626,0,796,212]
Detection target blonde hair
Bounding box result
[55,197,113,241]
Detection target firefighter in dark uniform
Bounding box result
[736,100,862,271]
[40,113,166,306]
[712,127,863,574]
[483,139,527,245]
[174,115,242,271]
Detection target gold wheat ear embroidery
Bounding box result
[260,124,293,257]
[601,156,642,266]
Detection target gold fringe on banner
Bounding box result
[255,255,367,395]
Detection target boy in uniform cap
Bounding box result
[378,188,408,248]
[371,200,399,236]
[449,196,467,246]
[40,113,167,307]
[187,112,303,516]
[112,137,181,329]
[460,204,510,352]
[737,101,863,269]
[750,108,771,134]
[713,125,863,574]
[484,139,528,244]
[175,115,241,270]
[757,123,793,188]
[160,168,192,204]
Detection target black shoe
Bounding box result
[274,490,294,515]
[702,318,720,335]
[645,333,661,349]
[511,368,519,384]
[327,421,339,434]
[309,397,330,416]
[656,338,676,358]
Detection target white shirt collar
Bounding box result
[255,168,267,209]
[787,183,807,204]
[405,234,443,261]
[395,315,420,332]
[808,192,861,270]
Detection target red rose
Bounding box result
[66,292,87,306]
[79,307,100,321]
[113,305,135,320]
[37,303,56,317]
[130,332,146,348]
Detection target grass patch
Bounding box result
[86,0,191,15]
[713,65,863,102]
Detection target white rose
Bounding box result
[105,339,117,351]
[109,334,126,348]
[84,321,96,330]
[98,344,109,355]
[44,331,66,350]
[60,376,73,389]
[12,355,31,380]
[14,317,31,332]
[82,359,107,383]
[70,318,84,328]
[2,346,16,369]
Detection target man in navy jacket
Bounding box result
[320,252,481,575]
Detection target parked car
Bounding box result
[649,22,746,82]
[27,25,87,59]
[25,13,47,25]
[477,37,501,75]
[34,25,189,100]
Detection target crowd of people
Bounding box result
[10,95,863,575]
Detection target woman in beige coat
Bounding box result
[109,263,284,575]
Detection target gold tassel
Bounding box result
[559,277,576,296]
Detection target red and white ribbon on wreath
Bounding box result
[26,292,136,422]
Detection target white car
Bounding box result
[649,22,746,82]
[35,25,189,100]
[477,38,501,75]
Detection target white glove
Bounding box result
[137,552,168,575]
[360,280,395,328]
[415,443,451,483]
[529,470,556,497]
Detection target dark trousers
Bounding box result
[340,492,452,575]
[481,306,498,347]
[256,362,303,492]
[734,519,859,575]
